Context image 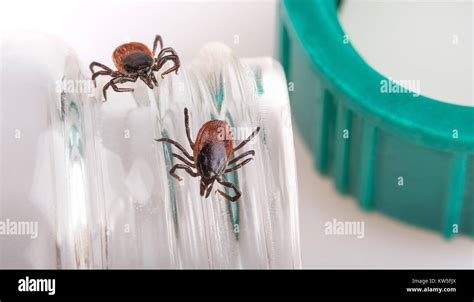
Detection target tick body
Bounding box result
[113,42,154,75]
[90,35,180,101]
[156,108,260,202]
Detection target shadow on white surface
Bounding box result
[294,129,474,269]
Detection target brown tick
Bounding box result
[89,35,180,101]
[155,108,260,202]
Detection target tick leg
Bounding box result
[116,75,137,84]
[224,158,253,174]
[110,76,136,92]
[172,153,195,167]
[169,164,198,182]
[91,70,120,87]
[152,35,163,55]
[184,108,194,148]
[155,138,194,161]
[157,47,179,60]
[161,65,180,78]
[216,178,241,202]
[92,71,111,87]
[150,72,159,87]
[139,75,155,89]
[102,76,136,101]
[90,61,113,74]
[224,150,256,173]
[205,182,214,198]
[234,127,261,152]
[102,77,121,101]
[155,54,179,70]
[228,150,255,165]
[157,49,180,76]
[155,54,180,77]
[110,83,134,92]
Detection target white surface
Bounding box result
[1,0,473,268]
[295,132,474,268]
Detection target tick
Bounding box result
[155,108,260,202]
[89,35,180,101]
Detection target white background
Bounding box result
[1,0,473,268]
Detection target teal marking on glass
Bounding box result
[63,98,84,159]
[253,67,264,96]
[221,112,240,240]
[223,168,240,240]
[69,101,80,119]
[213,73,225,113]
[68,125,83,158]
[161,129,179,227]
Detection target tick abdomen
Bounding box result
[193,120,233,161]
[122,52,153,73]
[112,42,153,74]
[197,142,227,178]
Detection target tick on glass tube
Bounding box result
[89,35,180,101]
[155,108,260,202]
